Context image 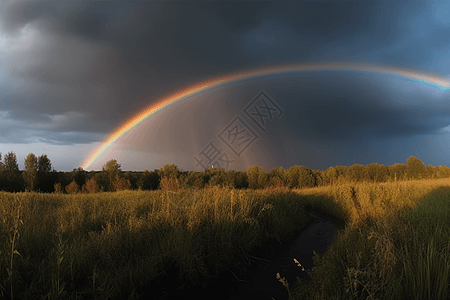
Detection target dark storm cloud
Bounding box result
[0,0,450,150]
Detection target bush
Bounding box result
[85,177,100,193]
[113,176,131,191]
[65,180,79,194]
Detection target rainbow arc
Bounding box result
[81,62,450,170]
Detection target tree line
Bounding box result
[0,151,449,193]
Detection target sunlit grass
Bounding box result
[1,178,450,299]
[0,185,311,299]
[286,178,450,300]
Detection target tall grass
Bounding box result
[2,178,449,299]
[0,185,311,299]
[287,178,450,300]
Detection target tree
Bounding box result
[38,154,52,172]
[23,153,38,191]
[348,164,369,182]
[366,163,389,183]
[286,165,316,188]
[426,165,437,179]
[65,180,79,194]
[113,176,131,191]
[206,168,229,187]
[325,166,338,185]
[137,170,160,190]
[225,170,241,188]
[37,154,53,192]
[102,159,122,191]
[3,152,22,192]
[137,170,152,190]
[176,171,205,189]
[4,151,19,173]
[235,171,249,189]
[124,171,138,190]
[335,165,349,183]
[437,165,450,178]
[389,163,407,181]
[268,167,289,187]
[160,176,178,193]
[85,177,100,193]
[406,156,427,180]
[71,167,87,187]
[297,166,315,188]
[54,182,63,194]
[246,166,267,189]
[158,164,179,179]
[313,170,326,187]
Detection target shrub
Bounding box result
[54,182,63,194]
[65,180,79,194]
[113,176,131,191]
[159,176,178,193]
[85,177,100,193]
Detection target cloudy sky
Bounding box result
[1,1,450,172]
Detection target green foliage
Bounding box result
[102,160,122,191]
[232,170,248,189]
[437,165,450,178]
[268,166,289,187]
[348,164,369,182]
[389,163,408,181]
[287,165,315,188]
[157,163,179,179]
[313,169,326,187]
[366,163,389,183]
[123,171,139,190]
[326,166,338,185]
[137,170,160,190]
[38,154,52,173]
[36,154,55,192]
[206,168,227,187]
[23,153,38,191]
[246,165,267,189]
[1,152,23,192]
[3,152,19,173]
[298,166,316,188]
[406,156,428,180]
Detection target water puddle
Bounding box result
[226,209,343,300]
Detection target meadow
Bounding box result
[0,178,449,299]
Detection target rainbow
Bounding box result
[81,62,450,170]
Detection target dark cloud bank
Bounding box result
[0,1,449,171]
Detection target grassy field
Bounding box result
[1,179,449,299]
[286,178,450,300]
[0,185,314,299]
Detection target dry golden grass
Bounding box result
[0,185,311,299]
[1,178,449,299]
[287,178,450,300]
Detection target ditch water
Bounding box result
[224,208,344,300]
[148,208,344,300]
